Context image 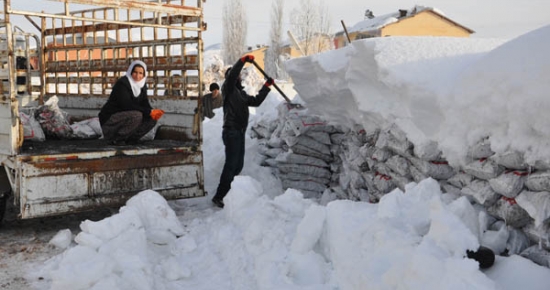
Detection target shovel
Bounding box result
[251,60,303,109]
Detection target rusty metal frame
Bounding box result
[4,0,204,101]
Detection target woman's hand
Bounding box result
[150,109,165,121]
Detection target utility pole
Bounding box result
[287,30,305,56]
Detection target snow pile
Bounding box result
[286,27,550,167]
[42,178,550,290]
[40,190,184,289]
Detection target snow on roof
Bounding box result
[346,5,472,34]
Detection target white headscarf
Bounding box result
[125,60,147,97]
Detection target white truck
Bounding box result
[0,0,206,223]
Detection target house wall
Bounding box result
[334,30,378,48]
[243,47,268,70]
[334,10,471,48]
[281,46,303,58]
[381,11,471,37]
[47,46,130,76]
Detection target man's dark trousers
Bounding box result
[214,128,245,201]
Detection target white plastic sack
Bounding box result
[409,157,455,180]
[284,113,335,136]
[520,245,550,267]
[388,171,411,191]
[534,160,550,171]
[290,144,332,162]
[278,172,330,185]
[70,117,102,139]
[487,197,532,228]
[261,158,278,167]
[506,228,532,255]
[371,148,391,162]
[375,130,412,156]
[277,163,331,179]
[329,133,346,145]
[440,181,462,195]
[20,111,46,141]
[515,190,550,227]
[284,135,331,156]
[251,125,271,139]
[447,172,474,189]
[305,131,332,145]
[385,155,410,177]
[467,139,494,159]
[463,159,504,180]
[522,222,550,251]
[413,140,442,161]
[491,151,528,170]
[525,171,550,192]
[373,162,392,176]
[265,148,284,158]
[409,165,428,183]
[34,95,73,139]
[275,152,328,167]
[461,180,500,207]
[488,171,526,198]
[373,172,396,194]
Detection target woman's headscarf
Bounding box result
[125,60,147,97]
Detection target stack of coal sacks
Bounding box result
[252,104,550,268]
[253,103,340,198]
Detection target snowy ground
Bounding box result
[2,25,550,290]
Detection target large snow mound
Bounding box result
[285,25,550,166]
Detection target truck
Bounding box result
[0,0,206,223]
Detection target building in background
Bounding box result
[334,6,474,48]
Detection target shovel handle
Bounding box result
[251,60,293,104]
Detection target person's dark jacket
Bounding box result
[203,92,223,119]
[222,59,270,131]
[202,93,215,119]
[98,76,153,125]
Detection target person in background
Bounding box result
[99,60,164,145]
[202,82,222,120]
[163,74,182,96]
[211,54,274,208]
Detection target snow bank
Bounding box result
[286,25,550,167]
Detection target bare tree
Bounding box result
[265,0,284,79]
[290,0,332,56]
[222,0,247,65]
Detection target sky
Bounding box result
[202,0,550,46]
[7,0,550,47]
[5,24,550,289]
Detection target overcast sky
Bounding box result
[203,0,549,46]
[9,0,550,47]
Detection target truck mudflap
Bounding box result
[15,147,204,219]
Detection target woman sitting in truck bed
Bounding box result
[98,60,164,145]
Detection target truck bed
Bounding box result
[20,139,198,156]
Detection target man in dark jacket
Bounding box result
[202,82,222,120]
[211,55,274,208]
